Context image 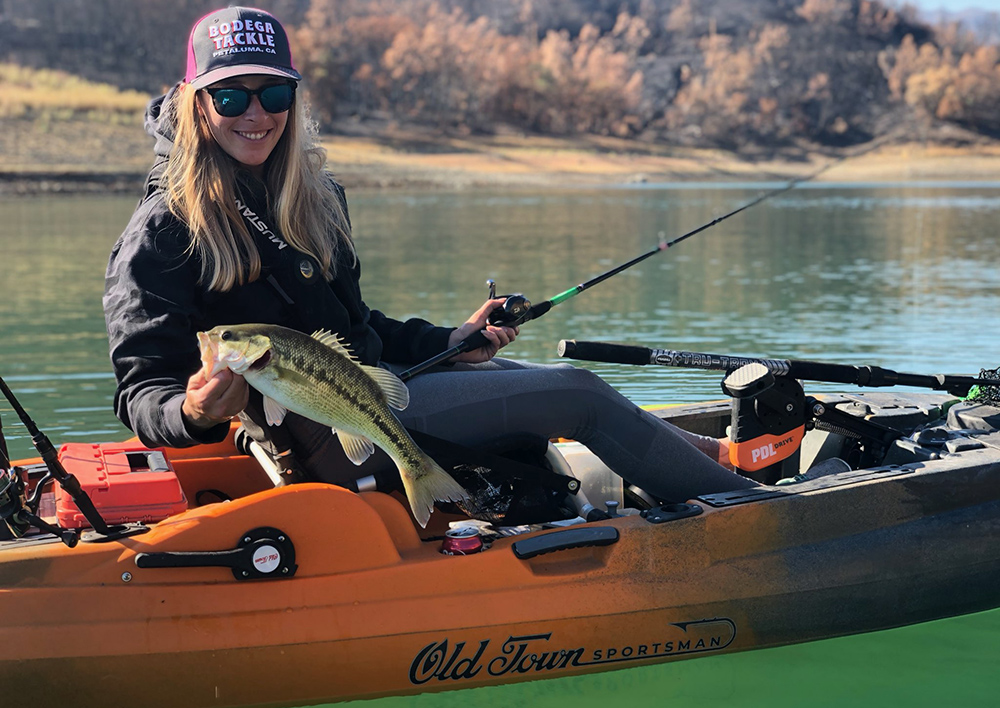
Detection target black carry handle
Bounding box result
[558,340,1000,398]
[511,526,619,560]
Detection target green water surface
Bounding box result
[1,183,999,706]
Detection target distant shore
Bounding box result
[322,131,1000,190]
[3,119,1000,195]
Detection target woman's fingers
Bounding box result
[182,369,249,429]
[213,370,250,412]
[447,298,521,360]
[488,325,515,349]
[472,298,506,326]
[450,323,520,363]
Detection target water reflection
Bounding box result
[1,184,999,460]
[2,184,1000,708]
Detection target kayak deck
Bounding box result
[2,392,1000,707]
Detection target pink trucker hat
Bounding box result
[184,6,301,89]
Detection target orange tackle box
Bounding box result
[55,443,189,529]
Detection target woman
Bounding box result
[104,6,758,512]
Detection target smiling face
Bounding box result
[197,75,291,175]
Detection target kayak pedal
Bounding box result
[134,526,297,580]
[511,526,619,560]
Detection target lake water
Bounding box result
[1,183,999,706]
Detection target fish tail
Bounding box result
[400,455,470,528]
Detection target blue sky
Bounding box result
[907,0,1000,11]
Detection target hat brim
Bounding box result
[189,65,301,90]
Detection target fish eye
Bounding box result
[221,331,232,341]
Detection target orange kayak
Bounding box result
[2,393,1000,707]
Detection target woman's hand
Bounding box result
[181,368,249,430]
[447,298,519,364]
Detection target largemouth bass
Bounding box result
[197,323,468,527]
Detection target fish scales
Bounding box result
[197,323,469,526]
[274,337,387,427]
[269,335,417,461]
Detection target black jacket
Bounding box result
[104,89,453,449]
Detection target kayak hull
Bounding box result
[2,394,1000,707]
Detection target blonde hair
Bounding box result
[162,82,354,292]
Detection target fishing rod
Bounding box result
[0,374,129,544]
[399,153,850,383]
[556,340,1000,398]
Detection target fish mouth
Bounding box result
[198,331,224,378]
[247,349,272,371]
[227,346,272,375]
[197,329,272,377]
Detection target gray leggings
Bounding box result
[248,358,759,502]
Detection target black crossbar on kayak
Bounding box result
[557,340,1000,398]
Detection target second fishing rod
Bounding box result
[399,158,844,383]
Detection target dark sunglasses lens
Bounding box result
[212,89,250,117]
[259,84,294,113]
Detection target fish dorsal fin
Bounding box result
[263,395,287,426]
[362,365,410,411]
[337,431,375,465]
[310,329,357,362]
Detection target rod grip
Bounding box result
[557,340,652,365]
[399,329,493,382]
[461,330,490,352]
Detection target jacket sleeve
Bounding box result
[103,201,230,448]
[369,313,454,364]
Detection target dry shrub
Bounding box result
[667,24,792,145]
[797,0,852,24]
[879,35,949,100]
[881,36,1000,135]
[664,0,694,33]
[298,0,1000,142]
[296,2,644,136]
[857,0,904,40]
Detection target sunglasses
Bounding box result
[203,83,296,117]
